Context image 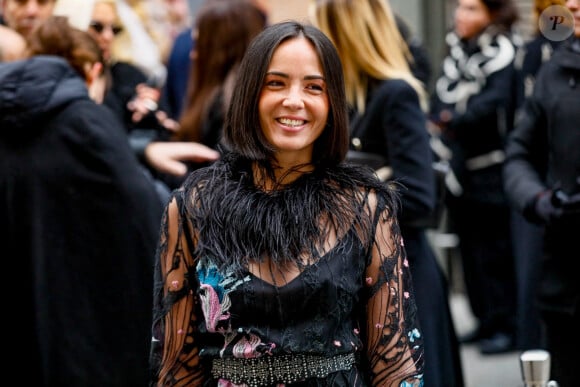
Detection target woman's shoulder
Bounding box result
[110,61,148,84]
[371,78,417,99]
[373,78,413,93]
[366,79,419,112]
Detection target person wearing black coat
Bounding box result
[508,0,566,351]
[429,0,521,355]
[0,55,164,386]
[348,78,465,387]
[503,15,580,383]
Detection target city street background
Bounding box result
[451,291,523,387]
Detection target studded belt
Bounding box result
[211,352,356,386]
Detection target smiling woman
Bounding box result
[149,20,425,387]
[258,37,329,167]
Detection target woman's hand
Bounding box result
[127,83,162,123]
[144,141,220,176]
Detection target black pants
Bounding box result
[541,309,580,387]
[446,196,517,337]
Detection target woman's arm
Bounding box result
[363,193,424,386]
[150,194,206,386]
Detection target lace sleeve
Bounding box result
[150,192,207,386]
[363,192,424,386]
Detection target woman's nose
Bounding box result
[282,88,304,109]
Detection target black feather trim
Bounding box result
[179,153,401,273]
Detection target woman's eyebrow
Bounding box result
[265,71,325,81]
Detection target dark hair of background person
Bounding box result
[224,21,349,167]
[482,0,519,31]
[176,0,267,142]
[26,15,104,79]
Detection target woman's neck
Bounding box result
[252,161,313,191]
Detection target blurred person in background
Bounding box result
[176,0,268,147]
[112,0,166,78]
[310,0,464,386]
[158,0,267,190]
[125,0,192,65]
[429,0,521,355]
[0,15,163,386]
[515,0,567,108]
[509,0,567,352]
[0,0,55,38]
[161,0,201,120]
[84,0,218,199]
[503,0,580,384]
[2,0,218,193]
[161,0,270,120]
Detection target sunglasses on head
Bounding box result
[89,21,123,36]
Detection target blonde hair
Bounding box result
[309,0,427,113]
[533,0,566,32]
[91,0,132,64]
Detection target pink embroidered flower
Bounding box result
[171,280,179,288]
[334,340,342,347]
[375,323,384,329]
[353,328,360,334]
[177,329,184,335]
[366,277,373,285]
[404,291,410,299]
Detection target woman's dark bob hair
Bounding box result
[223,20,349,166]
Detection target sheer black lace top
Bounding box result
[150,155,424,386]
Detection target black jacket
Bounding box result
[0,56,163,386]
[430,29,519,204]
[504,38,580,313]
[348,79,436,227]
[504,38,580,213]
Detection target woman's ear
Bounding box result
[86,61,103,85]
[86,62,105,103]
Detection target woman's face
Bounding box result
[454,0,492,39]
[88,2,121,61]
[258,37,329,166]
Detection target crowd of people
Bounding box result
[1,0,578,386]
